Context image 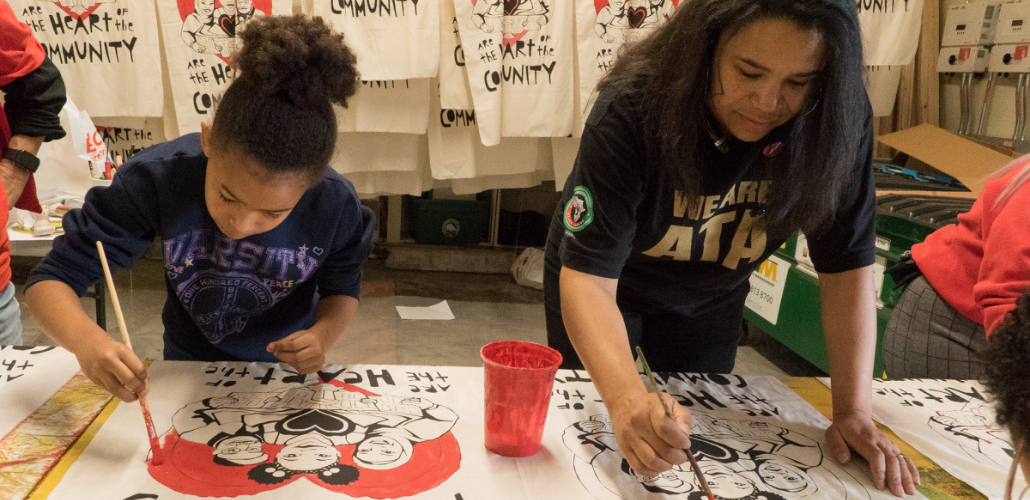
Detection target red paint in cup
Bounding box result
[481,341,562,457]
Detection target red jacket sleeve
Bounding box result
[0,1,45,87]
[977,173,1030,334]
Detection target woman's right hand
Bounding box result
[75,336,149,402]
[609,390,694,477]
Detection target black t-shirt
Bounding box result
[546,85,876,315]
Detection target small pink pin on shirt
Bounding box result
[764,141,783,157]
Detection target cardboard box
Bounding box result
[876,124,1017,198]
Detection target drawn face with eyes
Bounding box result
[758,460,811,493]
[699,463,757,499]
[214,436,267,465]
[277,434,341,472]
[354,436,411,469]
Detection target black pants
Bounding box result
[544,261,744,374]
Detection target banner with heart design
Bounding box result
[10,0,163,118]
[157,0,288,137]
[454,0,574,146]
[575,0,679,133]
[335,78,432,134]
[313,0,439,81]
[45,362,528,499]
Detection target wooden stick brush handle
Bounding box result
[95,241,164,466]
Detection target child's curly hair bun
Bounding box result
[234,15,359,110]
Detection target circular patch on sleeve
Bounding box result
[563,186,594,232]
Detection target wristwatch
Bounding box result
[2,149,40,174]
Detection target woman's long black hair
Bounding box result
[599,0,867,238]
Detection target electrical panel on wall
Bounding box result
[942,2,1002,47]
[996,1,1030,44]
[989,43,1030,71]
[939,46,992,72]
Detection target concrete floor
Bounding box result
[11,249,822,377]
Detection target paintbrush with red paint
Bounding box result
[637,346,716,500]
[96,241,164,466]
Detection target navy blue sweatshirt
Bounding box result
[27,134,374,362]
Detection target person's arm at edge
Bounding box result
[25,280,148,402]
[560,265,691,477]
[820,266,919,497]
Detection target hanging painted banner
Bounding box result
[428,80,543,180]
[0,346,81,439]
[575,0,678,126]
[157,0,291,137]
[45,362,525,499]
[521,372,927,500]
[867,378,1024,500]
[551,137,580,190]
[454,0,575,146]
[313,0,439,81]
[439,0,474,110]
[10,0,163,118]
[336,79,431,134]
[333,133,433,197]
[858,0,924,66]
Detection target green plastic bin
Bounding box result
[414,198,490,245]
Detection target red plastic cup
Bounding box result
[481,340,563,457]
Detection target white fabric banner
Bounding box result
[865,65,903,117]
[868,378,1023,500]
[428,82,543,180]
[45,362,523,499]
[94,117,165,163]
[313,0,439,81]
[858,0,923,66]
[575,0,678,126]
[550,136,579,190]
[0,346,80,439]
[438,0,474,110]
[336,79,431,134]
[331,131,423,173]
[454,0,575,146]
[332,134,433,196]
[157,0,291,137]
[42,363,924,499]
[10,0,163,118]
[520,372,925,500]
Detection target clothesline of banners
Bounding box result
[12,0,923,197]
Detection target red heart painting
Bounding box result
[53,2,102,21]
[626,7,646,28]
[503,0,521,16]
[218,13,235,36]
[176,0,272,64]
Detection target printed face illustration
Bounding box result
[570,195,587,223]
[638,467,693,494]
[214,436,267,465]
[700,463,756,499]
[277,434,341,471]
[355,436,407,467]
[196,0,215,17]
[237,0,254,13]
[759,460,810,493]
[610,0,627,10]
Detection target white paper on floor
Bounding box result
[866,378,1022,500]
[521,372,926,500]
[396,300,456,320]
[0,345,80,438]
